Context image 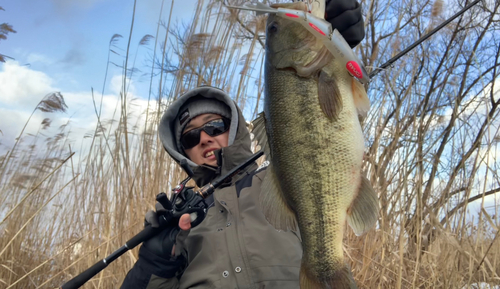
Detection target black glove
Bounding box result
[141,202,181,259]
[325,0,365,47]
[170,186,208,228]
[137,199,187,279]
[121,188,208,288]
[136,188,208,279]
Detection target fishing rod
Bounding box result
[226,2,371,84]
[369,0,483,78]
[228,0,483,82]
[60,150,264,289]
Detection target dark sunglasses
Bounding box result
[181,118,230,149]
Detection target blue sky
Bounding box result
[0,0,198,149]
[2,0,499,216]
[1,0,196,92]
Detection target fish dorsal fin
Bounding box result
[347,175,379,236]
[351,78,370,117]
[260,163,298,231]
[318,70,342,120]
[250,112,271,159]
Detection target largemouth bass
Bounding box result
[251,2,379,288]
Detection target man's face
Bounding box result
[183,113,230,166]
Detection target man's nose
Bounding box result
[199,130,213,145]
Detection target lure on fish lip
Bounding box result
[225,1,371,85]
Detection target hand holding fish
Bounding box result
[325,0,365,47]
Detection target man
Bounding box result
[121,1,365,288]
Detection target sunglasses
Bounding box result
[181,118,230,149]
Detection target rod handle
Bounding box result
[61,225,163,289]
[125,224,162,249]
[60,260,107,289]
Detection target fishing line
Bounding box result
[369,0,483,78]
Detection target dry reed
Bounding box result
[1,0,499,288]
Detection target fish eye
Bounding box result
[267,21,278,33]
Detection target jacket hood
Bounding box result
[158,86,254,187]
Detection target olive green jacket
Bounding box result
[146,167,303,289]
[148,99,303,288]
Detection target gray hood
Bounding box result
[158,86,254,186]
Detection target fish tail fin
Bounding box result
[299,266,325,289]
[326,265,359,289]
[300,265,358,289]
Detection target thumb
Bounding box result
[179,214,192,230]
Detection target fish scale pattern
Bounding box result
[263,10,366,289]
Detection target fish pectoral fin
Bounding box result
[318,70,342,121]
[295,46,333,78]
[250,112,271,159]
[260,163,298,231]
[351,78,370,117]
[347,175,379,236]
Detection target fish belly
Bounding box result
[264,67,365,282]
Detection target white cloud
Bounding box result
[0,61,54,108]
[110,75,125,95]
[0,61,151,156]
[0,108,42,145]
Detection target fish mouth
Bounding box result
[267,18,330,78]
